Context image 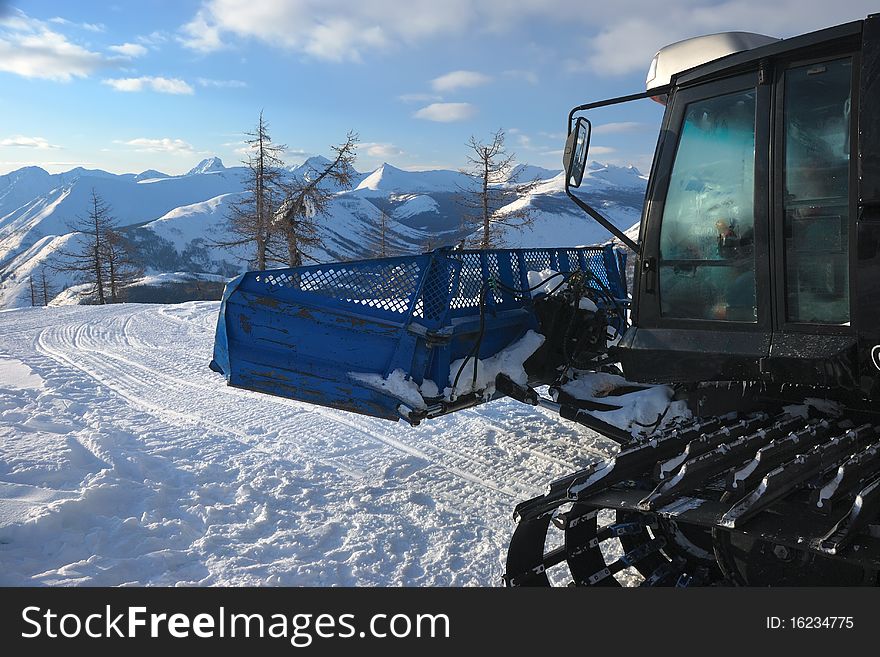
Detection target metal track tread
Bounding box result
[504,411,880,586]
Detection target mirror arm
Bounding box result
[566,86,671,135]
[562,86,669,253]
[564,178,640,252]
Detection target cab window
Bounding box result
[782,57,852,324]
[659,89,758,322]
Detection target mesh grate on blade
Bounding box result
[264,260,422,315]
[257,246,622,320]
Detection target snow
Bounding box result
[349,369,427,410]
[134,169,170,182]
[486,169,644,249]
[448,330,545,398]
[353,331,552,410]
[582,161,647,189]
[527,269,599,312]
[355,163,472,196]
[186,157,226,176]
[143,193,244,253]
[419,379,440,398]
[131,272,230,287]
[508,163,561,183]
[559,371,690,436]
[0,302,623,585]
[527,268,568,295]
[391,194,439,219]
[0,358,44,390]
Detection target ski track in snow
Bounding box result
[0,302,615,586]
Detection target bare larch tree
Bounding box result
[274,132,359,267]
[459,129,538,249]
[220,111,287,270]
[103,228,141,303]
[53,189,116,304]
[39,268,54,306]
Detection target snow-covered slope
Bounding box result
[0,161,247,271]
[509,163,562,182]
[143,193,244,253]
[486,164,646,248]
[392,195,440,220]
[0,301,625,585]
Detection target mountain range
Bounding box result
[0,157,646,308]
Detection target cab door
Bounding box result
[621,70,773,383]
[766,52,860,387]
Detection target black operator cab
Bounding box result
[564,15,880,401]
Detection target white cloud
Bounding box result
[362,142,404,158]
[103,76,194,95]
[593,122,648,135]
[176,0,879,73]
[0,135,61,149]
[180,9,224,52]
[578,0,879,76]
[413,102,476,123]
[398,93,442,103]
[177,0,491,61]
[503,69,539,85]
[48,17,106,33]
[108,43,148,58]
[137,31,169,47]
[516,134,534,150]
[196,77,248,88]
[115,138,196,154]
[0,11,108,81]
[430,70,490,93]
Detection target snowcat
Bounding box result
[211,15,880,586]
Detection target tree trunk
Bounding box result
[108,256,118,303]
[40,270,50,306]
[29,277,36,306]
[481,160,490,249]
[287,220,301,268]
[255,126,266,270]
[93,196,105,304]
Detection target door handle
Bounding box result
[642,257,657,293]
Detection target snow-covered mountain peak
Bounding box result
[355,163,403,192]
[134,169,170,182]
[509,163,561,183]
[583,161,645,188]
[355,162,470,196]
[186,157,226,176]
[1,166,51,186]
[297,155,332,170]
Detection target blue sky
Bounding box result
[0,0,875,176]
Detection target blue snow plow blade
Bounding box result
[210,246,627,423]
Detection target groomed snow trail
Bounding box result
[0,302,615,586]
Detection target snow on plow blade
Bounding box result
[210,246,627,423]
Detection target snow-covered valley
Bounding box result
[0,302,618,586]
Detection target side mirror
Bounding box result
[563,117,591,188]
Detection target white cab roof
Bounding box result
[646,32,780,90]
